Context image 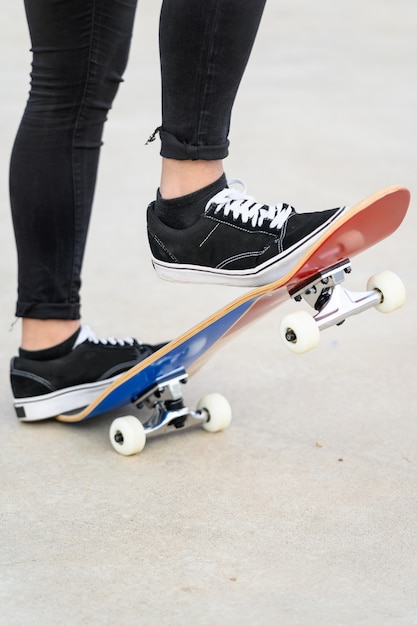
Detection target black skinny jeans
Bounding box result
[10,0,266,320]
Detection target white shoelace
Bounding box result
[207,179,293,230]
[73,325,135,349]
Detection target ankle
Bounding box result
[21,319,81,351]
[19,327,81,361]
[154,174,227,229]
[159,158,224,199]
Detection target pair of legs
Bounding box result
[10,0,346,420]
[11,0,266,350]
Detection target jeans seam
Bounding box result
[70,0,98,304]
[196,0,222,154]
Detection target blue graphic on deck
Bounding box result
[86,297,257,418]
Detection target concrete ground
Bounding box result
[1,2,416,624]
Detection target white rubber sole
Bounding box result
[14,375,121,422]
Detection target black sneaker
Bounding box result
[147,179,347,287]
[10,326,162,422]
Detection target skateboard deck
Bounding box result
[56,186,410,454]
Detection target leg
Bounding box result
[9,0,163,420]
[148,0,347,286]
[10,0,138,348]
[158,0,266,197]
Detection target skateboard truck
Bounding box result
[281,259,405,353]
[134,371,196,433]
[110,370,232,456]
[290,260,382,330]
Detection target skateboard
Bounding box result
[57,186,410,455]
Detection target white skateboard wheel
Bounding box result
[109,415,146,456]
[367,271,406,313]
[197,393,232,433]
[280,310,320,354]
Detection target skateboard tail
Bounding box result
[286,186,410,287]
